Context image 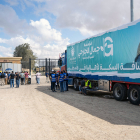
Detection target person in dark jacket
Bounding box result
[49,72,53,90]
[50,71,57,92]
[58,71,64,92]
[8,72,11,84]
[45,71,49,83]
[65,71,68,91]
[1,72,5,86]
[16,72,20,88]
[79,79,86,94]
[63,70,67,91]
[9,71,15,88]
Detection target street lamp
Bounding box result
[131,0,133,22]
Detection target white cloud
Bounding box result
[3,52,13,57]
[48,0,130,34]
[0,34,68,58]
[29,19,69,58]
[3,36,41,49]
[0,5,69,59]
[77,26,95,36]
[31,0,49,2]
[33,0,140,36]
[1,0,140,58]
[0,38,6,43]
[4,0,140,36]
[30,19,62,42]
[0,4,32,36]
[0,46,13,57]
[5,0,19,6]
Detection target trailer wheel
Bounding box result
[128,85,140,105]
[113,83,127,101]
[74,79,79,91]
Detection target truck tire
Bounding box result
[113,83,127,101]
[74,79,79,91]
[128,85,140,105]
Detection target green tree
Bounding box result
[13,43,37,69]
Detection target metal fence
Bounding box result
[0,58,59,75]
[23,58,59,75]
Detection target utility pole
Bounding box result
[131,0,133,22]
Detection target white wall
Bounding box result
[2,63,21,73]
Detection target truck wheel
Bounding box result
[128,85,140,105]
[113,83,127,101]
[74,79,79,91]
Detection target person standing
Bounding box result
[36,71,41,84]
[49,71,53,90]
[8,72,11,84]
[5,72,8,85]
[1,72,5,86]
[25,71,29,85]
[16,72,20,88]
[58,71,64,92]
[79,79,86,94]
[18,72,21,85]
[20,71,25,85]
[24,71,26,84]
[55,71,59,90]
[63,70,67,91]
[4,72,6,82]
[45,71,49,83]
[0,72,1,85]
[9,71,15,88]
[14,72,16,85]
[50,71,57,92]
[65,71,68,91]
[35,72,37,83]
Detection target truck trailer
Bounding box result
[59,19,140,105]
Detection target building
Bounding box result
[0,57,22,64]
[0,57,22,72]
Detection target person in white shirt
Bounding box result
[5,72,8,85]
[36,71,41,84]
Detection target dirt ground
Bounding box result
[0,76,140,140]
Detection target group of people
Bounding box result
[0,71,29,88]
[49,70,92,94]
[1,69,92,95]
[0,71,10,85]
[50,70,68,92]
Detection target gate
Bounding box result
[28,58,59,75]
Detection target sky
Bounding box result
[0,0,140,59]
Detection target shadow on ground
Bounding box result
[35,85,140,126]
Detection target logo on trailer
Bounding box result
[71,46,75,56]
[103,37,113,57]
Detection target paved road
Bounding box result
[0,76,140,140]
